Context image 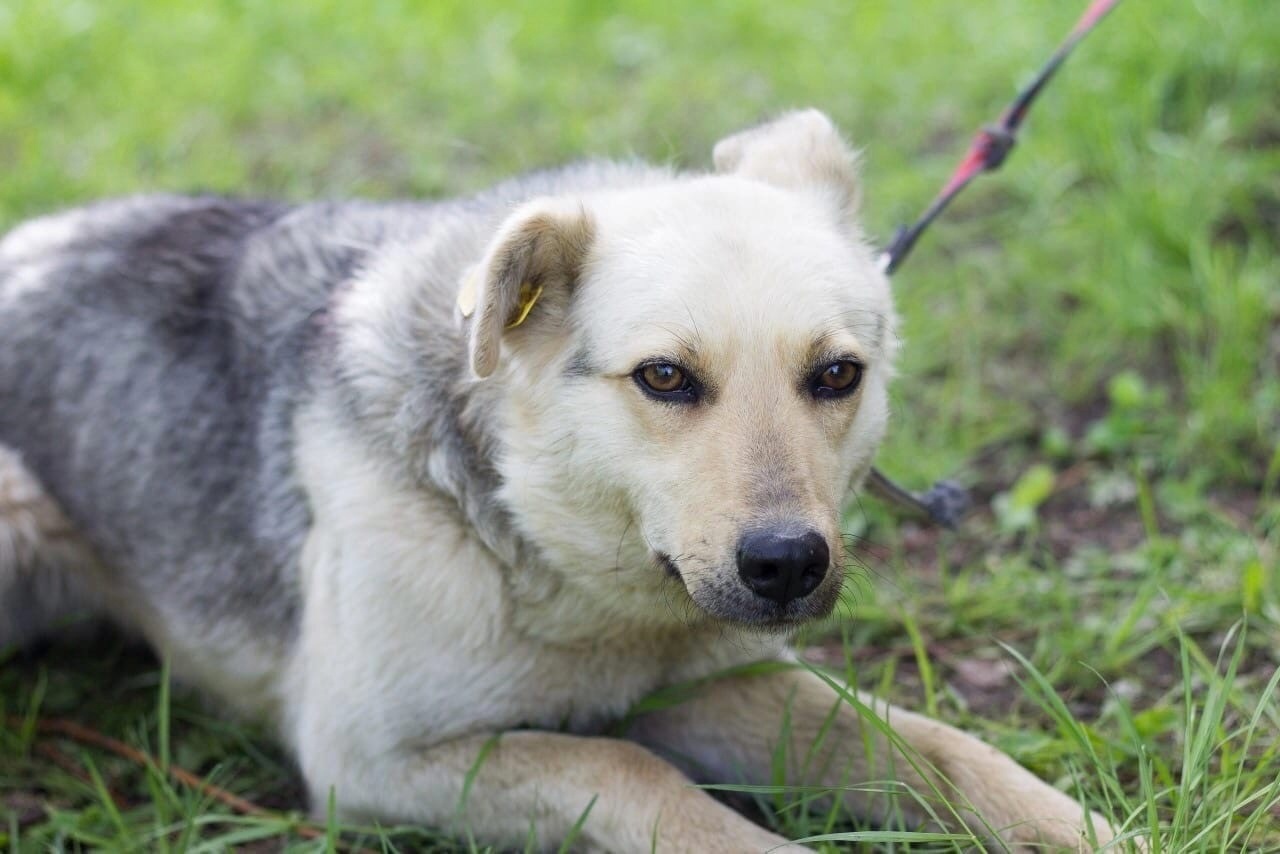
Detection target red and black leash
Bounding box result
[871,0,1123,526]
[879,0,1123,276]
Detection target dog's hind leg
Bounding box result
[0,445,101,649]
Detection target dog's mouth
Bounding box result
[657,552,684,585]
[655,551,838,631]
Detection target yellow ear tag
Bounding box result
[456,273,542,328]
[456,270,478,319]
[505,282,544,329]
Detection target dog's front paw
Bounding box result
[999,808,1136,853]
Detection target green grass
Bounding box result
[2,0,1278,850]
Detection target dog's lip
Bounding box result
[656,552,685,585]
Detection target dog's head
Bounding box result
[468,110,895,630]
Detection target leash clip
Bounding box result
[979,125,1016,172]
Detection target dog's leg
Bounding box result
[625,667,1120,852]
[299,730,806,853]
[0,446,99,648]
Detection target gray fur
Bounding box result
[0,161,671,648]
[563,345,598,378]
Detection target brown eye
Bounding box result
[811,360,863,399]
[634,362,699,402]
[642,363,684,391]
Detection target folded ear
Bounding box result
[713,109,862,222]
[464,199,595,378]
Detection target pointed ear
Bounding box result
[465,199,595,378]
[713,109,862,222]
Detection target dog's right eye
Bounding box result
[634,363,699,403]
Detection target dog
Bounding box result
[0,110,1121,851]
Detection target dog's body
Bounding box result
[1,112,1118,851]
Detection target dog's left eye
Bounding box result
[634,363,699,403]
[810,360,863,399]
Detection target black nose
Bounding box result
[736,529,829,605]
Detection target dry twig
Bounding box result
[5,715,330,843]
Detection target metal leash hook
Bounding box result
[868,0,1123,528]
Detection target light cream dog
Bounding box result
[0,110,1122,851]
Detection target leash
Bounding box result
[879,0,1123,276]
[867,0,1123,526]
